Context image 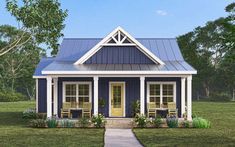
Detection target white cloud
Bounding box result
[156,10,168,16]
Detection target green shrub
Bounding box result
[22,108,37,119]
[0,91,27,102]
[46,117,58,128]
[192,117,211,128]
[182,120,190,128]
[166,116,178,128]
[59,119,75,128]
[29,119,46,128]
[131,100,140,117]
[92,114,106,128]
[153,115,162,128]
[209,92,231,102]
[135,114,148,128]
[36,113,47,120]
[78,117,91,128]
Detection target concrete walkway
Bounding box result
[104,129,143,147]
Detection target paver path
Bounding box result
[104,129,143,147]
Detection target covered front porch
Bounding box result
[36,75,193,120]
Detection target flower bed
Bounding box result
[133,114,211,129]
[27,112,106,128]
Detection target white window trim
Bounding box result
[109,81,126,117]
[147,82,176,105]
[74,26,165,65]
[62,81,92,103]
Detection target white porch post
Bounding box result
[140,76,145,115]
[187,75,192,120]
[53,78,58,116]
[35,79,38,113]
[47,77,52,118]
[181,77,186,117]
[93,76,99,115]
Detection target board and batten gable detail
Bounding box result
[84,46,155,64]
[74,26,165,65]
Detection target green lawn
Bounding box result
[0,101,104,147]
[134,101,235,147]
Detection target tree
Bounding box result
[219,3,235,97]
[177,2,235,99]
[0,25,45,99]
[0,0,67,56]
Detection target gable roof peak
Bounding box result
[74,27,165,65]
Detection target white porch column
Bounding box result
[35,79,38,113]
[53,78,58,116]
[181,77,186,117]
[47,77,52,118]
[140,76,145,115]
[93,76,99,115]
[187,75,192,120]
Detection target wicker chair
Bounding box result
[167,102,178,117]
[82,102,92,118]
[147,102,159,117]
[61,102,71,118]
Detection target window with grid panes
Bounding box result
[149,84,160,107]
[65,84,76,102]
[64,83,91,106]
[162,84,174,105]
[78,84,90,106]
[148,83,174,108]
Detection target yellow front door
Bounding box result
[110,83,124,117]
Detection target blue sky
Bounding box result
[0,0,233,39]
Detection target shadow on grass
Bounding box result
[134,128,235,146]
[0,112,27,126]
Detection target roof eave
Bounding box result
[41,70,197,75]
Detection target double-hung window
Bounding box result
[147,82,176,108]
[63,82,92,106]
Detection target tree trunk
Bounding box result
[197,91,200,100]
[26,88,33,100]
[11,78,15,91]
[203,82,210,97]
[205,87,210,97]
[233,89,235,101]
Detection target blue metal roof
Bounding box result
[34,38,196,76]
[42,61,195,72]
[55,38,184,62]
[34,57,54,76]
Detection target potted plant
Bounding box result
[131,100,140,117]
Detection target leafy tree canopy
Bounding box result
[1,0,68,56]
[177,3,235,99]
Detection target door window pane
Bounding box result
[113,86,121,108]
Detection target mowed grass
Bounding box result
[133,101,235,147]
[0,101,104,147]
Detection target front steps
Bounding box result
[105,118,134,129]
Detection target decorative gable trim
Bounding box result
[74,26,165,65]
